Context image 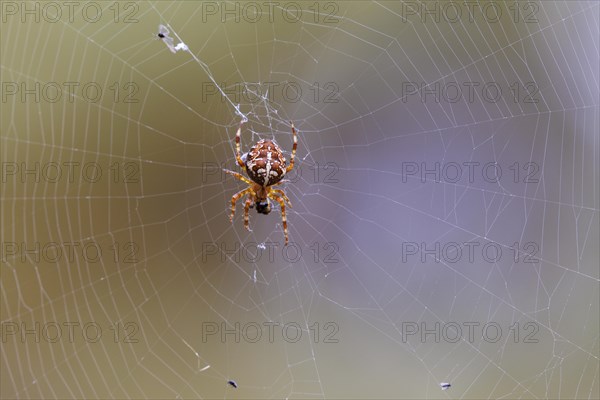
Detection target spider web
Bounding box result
[1,1,599,399]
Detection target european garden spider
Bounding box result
[224,121,297,245]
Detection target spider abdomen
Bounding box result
[245,139,287,186]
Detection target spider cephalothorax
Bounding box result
[224,121,297,244]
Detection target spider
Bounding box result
[223,120,297,245]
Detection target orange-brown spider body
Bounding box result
[224,121,297,244]
[245,139,287,187]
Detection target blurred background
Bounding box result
[1,1,598,398]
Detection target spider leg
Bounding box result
[270,193,289,245]
[285,121,298,173]
[271,188,291,207]
[243,196,252,231]
[235,121,246,168]
[229,187,253,223]
[271,179,290,187]
[223,169,253,185]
